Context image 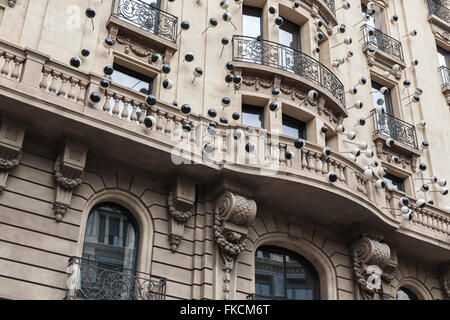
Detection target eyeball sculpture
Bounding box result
[416,199,426,209]
[402,209,413,221]
[438,179,447,187]
[346,131,356,140]
[364,168,374,179]
[70,57,81,68]
[182,123,191,132]
[145,95,157,106]
[321,126,329,134]
[233,129,243,140]
[419,163,427,171]
[308,90,319,101]
[246,142,256,153]
[392,64,401,72]
[422,141,429,149]
[285,151,294,160]
[420,184,430,192]
[354,101,363,109]
[204,143,215,154]
[184,52,195,62]
[89,92,101,103]
[314,19,323,28]
[221,97,231,108]
[144,115,157,128]
[400,197,409,206]
[294,138,305,149]
[315,32,324,41]
[208,109,217,117]
[232,112,240,120]
[392,155,399,163]
[100,79,110,89]
[163,79,173,90]
[181,104,191,114]
[151,53,162,64]
[322,147,332,156]
[386,138,395,147]
[364,149,374,158]
[336,124,345,134]
[269,101,280,112]
[375,179,386,189]
[274,16,284,27]
[339,24,346,34]
[327,172,338,183]
[272,88,281,97]
[358,142,368,150]
[81,49,90,58]
[268,5,277,15]
[161,64,171,74]
[392,14,399,23]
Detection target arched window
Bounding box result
[254,246,320,300]
[396,287,418,300]
[78,203,140,299]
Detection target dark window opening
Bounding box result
[111,63,154,95]
[282,114,307,139]
[384,173,405,192]
[242,104,264,128]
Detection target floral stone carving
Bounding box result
[351,235,395,300]
[214,191,257,299]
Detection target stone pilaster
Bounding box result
[167,175,196,252]
[53,139,87,222]
[0,118,26,194]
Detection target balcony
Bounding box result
[427,0,450,29]
[0,39,448,258]
[65,257,166,300]
[373,112,418,150]
[439,66,450,106]
[107,0,178,63]
[323,0,336,15]
[361,25,405,79]
[232,35,346,117]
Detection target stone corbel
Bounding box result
[167,175,196,252]
[440,263,450,299]
[53,140,87,222]
[0,118,26,194]
[214,190,257,300]
[351,234,396,300]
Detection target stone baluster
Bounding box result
[172,116,182,139]
[130,101,139,122]
[39,67,51,90]
[1,53,13,76]
[321,156,328,175]
[271,142,278,163]
[48,71,61,93]
[222,132,228,153]
[314,154,322,174]
[11,57,23,79]
[139,107,148,126]
[77,81,87,104]
[279,143,286,165]
[189,121,196,144]
[112,94,122,117]
[165,114,174,135]
[301,150,308,169]
[103,91,113,113]
[156,110,165,132]
[121,98,131,120]
[58,74,70,98]
[67,78,78,100]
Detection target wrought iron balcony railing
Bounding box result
[111,0,178,44]
[439,65,450,86]
[65,256,167,300]
[426,0,450,23]
[373,111,418,150]
[232,35,345,106]
[361,24,404,62]
[323,0,336,15]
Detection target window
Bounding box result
[437,47,450,68]
[242,5,263,39]
[396,287,418,300]
[282,114,307,139]
[111,64,154,95]
[361,2,382,30]
[279,18,301,51]
[372,81,394,116]
[242,104,264,128]
[384,174,405,192]
[254,246,320,300]
[80,203,139,299]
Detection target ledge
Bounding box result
[362,43,406,80]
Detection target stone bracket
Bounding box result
[213,187,257,300]
[0,117,26,194]
[167,175,196,252]
[53,139,87,222]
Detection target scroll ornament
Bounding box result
[351,236,394,300]
[214,191,257,300]
[167,189,194,252]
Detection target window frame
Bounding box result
[384,173,406,192]
[112,63,154,95]
[242,5,263,39]
[282,114,307,139]
[242,104,265,129]
[372,81,394,116]
[255,245,321,300]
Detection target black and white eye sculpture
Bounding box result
[192,67,203,83]
[161,64,171,74]
[233,129,243,140]
[220,117,228,124]
[233,75,242,85]
[220,0,229,10]
[182,123,191,132]
[204,143,215,154]
[364,149,374,158]
[163,79,173,90]
[321,126,329,134]
[421,141,429,149]
[151,53,162,64]
[181,104,191,114]
[225,61,234,71]
[144,115,157,128]
[419,163,427,171]
[268,5,277,15]
[100,79,110,89]
[285,151,294,160]
[315,32,324,41]
[294,138,305,149]
[336,1,351,11]
[438,179,447,187]
[184,52,195,62]
[232,112,240,120]
[293,1,300,9]
[145,95,157,106]
[269,101,280,112]
[274,16,284,27]
[338,24,346,34]
[220,37,230,58]
[177,21,191,38]
[336,124,345,134]
[322,147,331,156]
[386,138,395,147]
[206,125,217,136]
[70,57,81,68]
[391,14,399,23]
[308,89,319,101]
[346,131,356,140]
[208,109,217,117]
[246,142,256,153]
[103,38,114,54]
[400,197,409,206]
[223,12,237,30]
[392,155,399,163]
[225,74,234,84]
[402,29,418,38]
[222,97,231,108]
[327,172,338,183]
[272,88,281,97]
[416,199,426,208]
[89,92,101,103]
[81,49,90,59]
[202,18,218,35]
[85,8,96,30]
[314,19,323,28]
[103,65,114,76]
[375,179,386,189]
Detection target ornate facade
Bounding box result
[0,0,448,300]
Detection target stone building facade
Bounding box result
[0,0,448,300]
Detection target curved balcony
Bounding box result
[0,39,448,258]
[232,35,347,117]
[427,0,450,26]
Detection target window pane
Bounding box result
[279,19,300,50]
[255,246,319,300]
[242,104,264,128]
[384,174,405,192]
[282,114,306,139]
[361,3,382,30]
[111,64,153,94]
[243,6,262,38]
[396,287,418,300]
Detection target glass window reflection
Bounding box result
[242,104,264,129]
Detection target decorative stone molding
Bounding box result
[0,118,26,194]
[440,263,450,298]
[53,140,87,222]
[214,190,257,299]
[351,234,397,300]
[374,139,418,173]
[167,175,196,252]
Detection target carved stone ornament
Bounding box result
[115,33,166,64]
[441,263,450,298]
[351,235,396,300]
[374,140,417,172]
[167,175,196,252]
[0,118,26,194]
[53,140,87,222]
[214,191,257,299]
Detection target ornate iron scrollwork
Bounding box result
[361,24,404,62]
[66,257,166,300]
[232,35,345,106]
[373,112,418,149]
[112,0,178,44]
[323,0,336,15]
[427,0,450,23]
